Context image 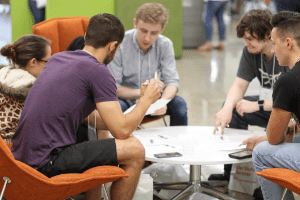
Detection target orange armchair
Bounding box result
[0,136,127,200]
[256,168,300,198]
[32,17,89,54]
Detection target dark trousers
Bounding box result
[28,0,45,24]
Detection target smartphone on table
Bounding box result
[154,152,182,158]
[228,150,252,159]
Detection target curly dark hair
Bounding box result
[236,9,272,41]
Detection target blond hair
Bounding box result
[135,3,168,28]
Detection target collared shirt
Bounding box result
[108,29,179,90]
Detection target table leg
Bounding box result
[171,165,218,200]
[170,165,236,200]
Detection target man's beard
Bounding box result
[104,48,117,65]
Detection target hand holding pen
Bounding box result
[154,71,165,91]
[140,79,161,104]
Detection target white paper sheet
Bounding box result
[124,98,171,115]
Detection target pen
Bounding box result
[220,135,224,140]
[158,135,168,139]
[154,71,160,80]
[154,71,158,80]
[164,144,175,148]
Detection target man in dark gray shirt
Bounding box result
[213,10,287,181]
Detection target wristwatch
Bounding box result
[258,100,264,112]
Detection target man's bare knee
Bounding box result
[129,137,145,159]
[116,137,145,163]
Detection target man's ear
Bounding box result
[286,37,294,50]
[108,41,118,52]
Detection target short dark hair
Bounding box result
[236,9,272,40]
[85,13,124,48]
[67,36,85,51]
[271,11,300,47]
[0,34,50,68]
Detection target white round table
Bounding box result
[134,126,265,200]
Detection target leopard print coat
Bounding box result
[0,65,35,141]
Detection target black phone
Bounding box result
[228,150,252,159]
[154,152,182,158]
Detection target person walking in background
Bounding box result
[198,0,229,51]
[0,35,51,146]
[28,0,46,23]
[244,0,277,14]
[273,0,300,12]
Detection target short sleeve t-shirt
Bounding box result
[12,50,117,168]
[273,61,300,120]
[237,47,287,88]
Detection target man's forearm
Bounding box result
[96,98,152,140]
[262,99,272,111]
[223,84,245,110]
[266,108,291,145]
[117,86,140,100]
[161,85,177,99]
[223,78,249,110]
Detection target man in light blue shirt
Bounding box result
[108,3,187,126]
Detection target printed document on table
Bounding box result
[124,99,171,115]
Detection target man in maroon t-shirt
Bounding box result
[12,13,162,200]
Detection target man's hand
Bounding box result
[141,79,162,104]
[242,135,267,150]
[140,80,149,96]
[285,118,297,142]
[152,105,167,116]
[214,107,232,134]
[236,99,259,116]
[157,79,165,92]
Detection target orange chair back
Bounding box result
[0,136,127,200]
[257,168,300,195]
[32,17,89,54]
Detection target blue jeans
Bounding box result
[252,136,300,200]
[203,1,228,41]
[119,96,188,126]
